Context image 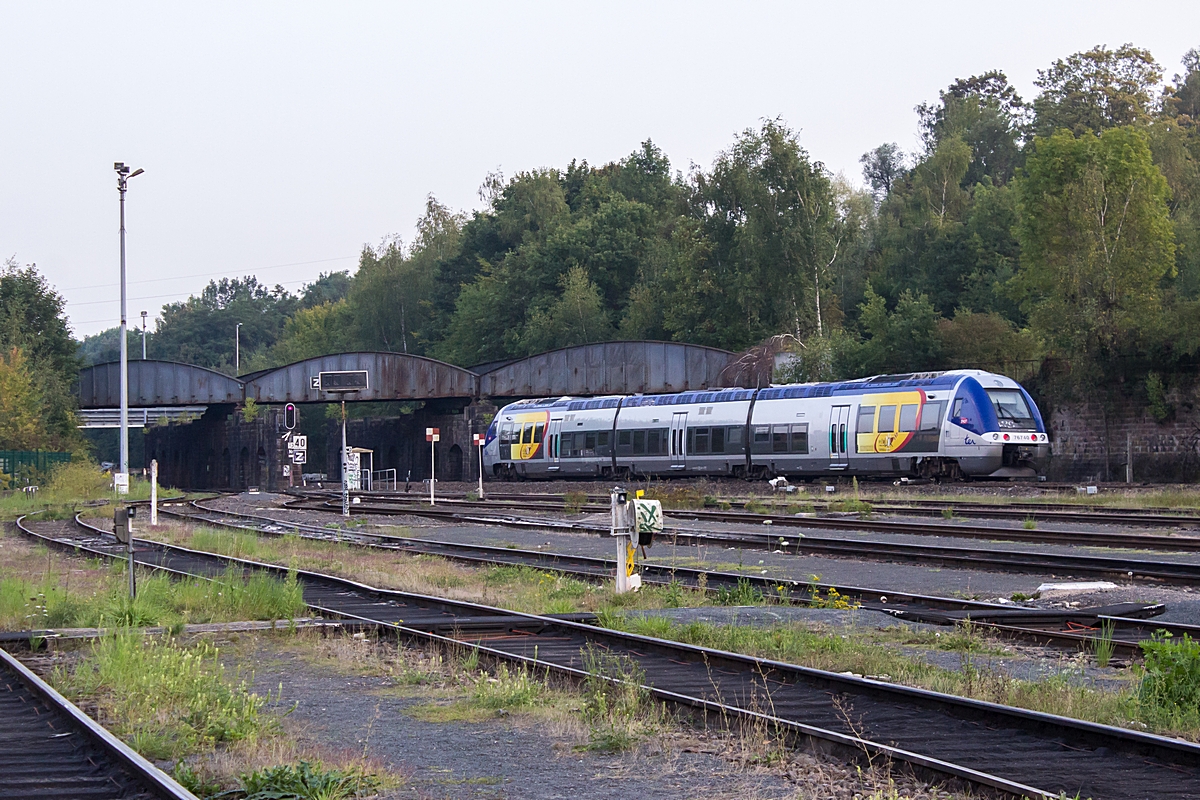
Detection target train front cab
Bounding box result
[943,375,1050,478]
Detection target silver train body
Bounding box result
[483,370,1050,481]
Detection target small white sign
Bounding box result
[114,472,130,494]
[282,464,292,477]
[292,451,307,465]
[289,435,308,450]
[346,452,360,469]
[310,376,321,389]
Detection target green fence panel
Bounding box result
[0,450,71,481]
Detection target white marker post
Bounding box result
[150,459,158,526]
[611,487,632,594]
[426,427,440,506]
[473,433,485,500]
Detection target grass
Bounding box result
[562,491,589,514]
[152,523,715,617]
[596,614,1200,738]
[0,534,305,631]
[0,461,180,521]
[53,633,277,760]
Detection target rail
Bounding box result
[16,511,1200,798]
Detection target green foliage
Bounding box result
[1138,633,1200,729]
[0,565,304,631]
[714,578,765,606]
[234,760,380,800]
[53,634,276,759]
[581,645,656,752]
[562,491,588,514]
[240,398,263,423]
[153,276,299,373]
[1032,44,1162,137]
[1094,621,1116,668]
[470,663,546,710]
[1015,125,1175,388]
[1146,372,1172,422]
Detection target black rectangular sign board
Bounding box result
[318,370,369,392]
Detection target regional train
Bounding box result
[482,370,1049,481]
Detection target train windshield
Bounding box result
[986,389,1031,421]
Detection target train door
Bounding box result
[547,418,562,472]
[670,412,688,470]
[828,405,850,470]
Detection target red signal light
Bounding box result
[1003,434,1010,441]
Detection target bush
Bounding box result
[236,760,379,800]
[53,634,277,759]
[1139,634,1200,726]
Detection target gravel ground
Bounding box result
[229,635,956,800]
[207,494,1200,626]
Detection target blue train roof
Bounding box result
[501,372,986,413]
[758,372,963,400]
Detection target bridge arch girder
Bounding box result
[78,360,244,408]
[477,340,737,398]
[244,352,477,403]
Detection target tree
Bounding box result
[1165,48,1200,122]
[917,71,1026,186]
[153,276,299,372]
[300,271,352,309]
[0,347,49,450]
[522,266,615,353]
[1032,44,1162,136]
[678,119,840,346]
[0,258,80,447]
[860,143,905,204]
[1015,126,1175,383]
[937,311,1037,380]
[853,288,943,375]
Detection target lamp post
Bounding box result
[235,322,242,375]
[140,311,147,359]
[114,162,144,496]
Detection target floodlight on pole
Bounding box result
[140,311,147,359]
[114,161,143,496]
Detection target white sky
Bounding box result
[2,1,1198,338]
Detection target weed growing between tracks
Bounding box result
[53,632,276,759]
[597,614,1200,741]
[0,526,305,630]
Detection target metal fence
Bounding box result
[0,451,71,484]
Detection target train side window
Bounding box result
[522,423,534,444]
[533,423,544,443]
[952,398,964,417]
[646,429,661,455]
[728,427,744,452]
[618,430,631,446]
[633,430,646,455]
[772,425,788,453]
[898,404,918,432]
[596,431,611,457]
[919,401,944,431]
[694,428,710,454]
[753,426,769,443]
[584,432,596,453]
[857,406,875,434]
[791,423,808,453]
[878,405,896,432]
[711,427,725,453]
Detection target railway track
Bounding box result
[341,488,1200,529]
[285,492,1200,584]
[0,645,196,800]
[16,511,1200,799]
[292,489,1200,551]
[172,498,1190,654]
